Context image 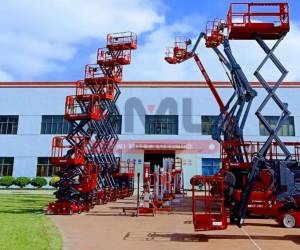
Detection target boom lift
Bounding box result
[165,2,300,229]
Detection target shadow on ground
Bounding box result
[123,231,300,244]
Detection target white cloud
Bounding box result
[125,20,300,82]
[0,0,164,80]
[125,16,206,81]
[227,22,300,82]
[1,1,299,83]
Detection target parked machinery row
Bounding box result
[48,32,137,214]
[166,2,300,229]
[138,158,184,215]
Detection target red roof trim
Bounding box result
[0,81,300,88]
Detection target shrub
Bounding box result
[49,176,60,187]
[31,177,47,188]
[0,176,15,188]
[13,177,31,189]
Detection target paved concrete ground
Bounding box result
[51,196,300,250]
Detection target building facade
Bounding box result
[0,81,299,188]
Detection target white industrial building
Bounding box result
[0,81,299,188]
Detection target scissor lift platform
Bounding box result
[51,136,86,166]
[227,2,289,40]
[106,32,137,50]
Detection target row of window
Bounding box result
[0,115,122,135]
[0,156,221,178]
[0,116,18,134]
[1,156,221,177]
[0,157,59,177]
[201,115,295,136]
[145,115,178,135]
[0,115,296,136]
[147,115,296,136]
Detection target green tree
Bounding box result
[13,177,31,189]
[0,176,15,188]
[31,177,47,188]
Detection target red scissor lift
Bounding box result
[221,2,299,228]
[48,136,98,214]
[47,32,137,214]
[94,32,137,204]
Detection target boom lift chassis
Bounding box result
[166,2,300,230]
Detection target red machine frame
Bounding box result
[220,141,300,226]
[97,48,132,66]
[64,95,102,121]
[205,19,225,48]
[191,176,227,231]
[51,136,87,166]
[106,32,137,50]
[227,2,289,40]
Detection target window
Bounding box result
[202,158,220,176]
[259,116,295,136]
[201,115,218,135]
[145,115,178,135]
[41,115,72,134]
[0,157,14,176]
[0,115,18,134]
[36,157,60,177]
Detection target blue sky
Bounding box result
[165,0,300,23]
[0,0,299,82]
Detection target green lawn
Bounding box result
[0,191,62,250]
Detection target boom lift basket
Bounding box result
[165,37,191,64]
[191,176,227,231]
[205,19,225,48]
